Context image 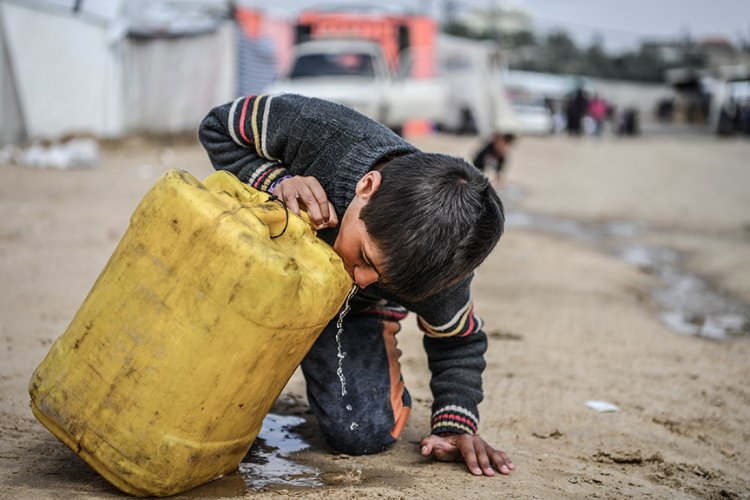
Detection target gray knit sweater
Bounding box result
[199,93,488,436]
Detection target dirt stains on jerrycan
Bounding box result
[28,170,352,497]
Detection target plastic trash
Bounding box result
[585,400,621,413]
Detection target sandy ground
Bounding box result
[1,133,749,499]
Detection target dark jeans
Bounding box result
[301,313,411,455]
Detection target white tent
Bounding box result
[0,0,236,144]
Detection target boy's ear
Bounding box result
[355,171,382,199]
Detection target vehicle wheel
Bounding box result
[389,125,403,136]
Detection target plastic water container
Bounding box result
[29,170,351,496]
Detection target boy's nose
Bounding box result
[353,266,378,288]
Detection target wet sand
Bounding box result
[1,133,749,499]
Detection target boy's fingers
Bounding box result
[489,449,505,470]
[421,435,458,461]
[499,450,515,471]
[419,435,434,456]
[326,202,339,228]
[491,449,514,474]
[274,176,335,228]
[459,439,482,476]
[476,444,495,476]
[305,178,331,224]
[297,184,325,226]
[279,187,301,216]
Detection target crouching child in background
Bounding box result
[472,131,516,190]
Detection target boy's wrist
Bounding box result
[268,174,293,194]
[248,163,291,193]
[431,404,479,436]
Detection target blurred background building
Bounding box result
[2,0,750,146]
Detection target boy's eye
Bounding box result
[360,248,382,282]
[360,251,371,268]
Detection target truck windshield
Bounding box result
[289,53,375,79]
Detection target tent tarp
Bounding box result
[123,23,235,134]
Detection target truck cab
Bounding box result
[264,39,445,132]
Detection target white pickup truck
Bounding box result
[264,39,446,133]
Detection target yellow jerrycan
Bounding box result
[28,169,352,496]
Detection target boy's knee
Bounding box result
[319,420,396,456]
[314,401,398,455]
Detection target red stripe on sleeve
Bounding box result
[433,414,478,431]
[458,307,476,337]
[253,167,274,189]
[239,96,253,145]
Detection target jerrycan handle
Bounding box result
[263,194,316,238]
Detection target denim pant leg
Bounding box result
[301,313,411,455]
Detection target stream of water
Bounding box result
[335,284,359,396]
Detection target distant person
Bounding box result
[545,97,565,133]
[742,101,750,135]
[716,100,736,136]
[472,132,516,188]
[566,87,588,136]
[588,95,608,137]
[655,98,675,123]
[617,107,640,136]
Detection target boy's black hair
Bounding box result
[360,152,504,301]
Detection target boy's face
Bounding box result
[333,171,384,289]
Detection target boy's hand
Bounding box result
[420,433,515,476]
[274,176,338,230]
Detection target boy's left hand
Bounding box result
[420,433,515,476]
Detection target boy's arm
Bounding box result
[198,94,294,192]
[199,93,416,222]
[199,93,363,227]
[410,275,486,436]
[399,275,514,475]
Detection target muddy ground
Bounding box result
[1,132,749,499]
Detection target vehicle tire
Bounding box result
[389,125,403,137]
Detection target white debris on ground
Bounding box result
[2,139,100,170]
[585,400,621,413]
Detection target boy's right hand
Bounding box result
[420,433,515,476]
[273,176,339,230]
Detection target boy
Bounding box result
[199,93,514,476]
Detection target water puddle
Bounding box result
[505,209,750,339]
[615,243,750,339]
[234,411,400,492]
[507,211,641,243]
[238,413,322,489]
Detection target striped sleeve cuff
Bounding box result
[247,162,290,192]
[417,300,483,338]
[432,405,479,435]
